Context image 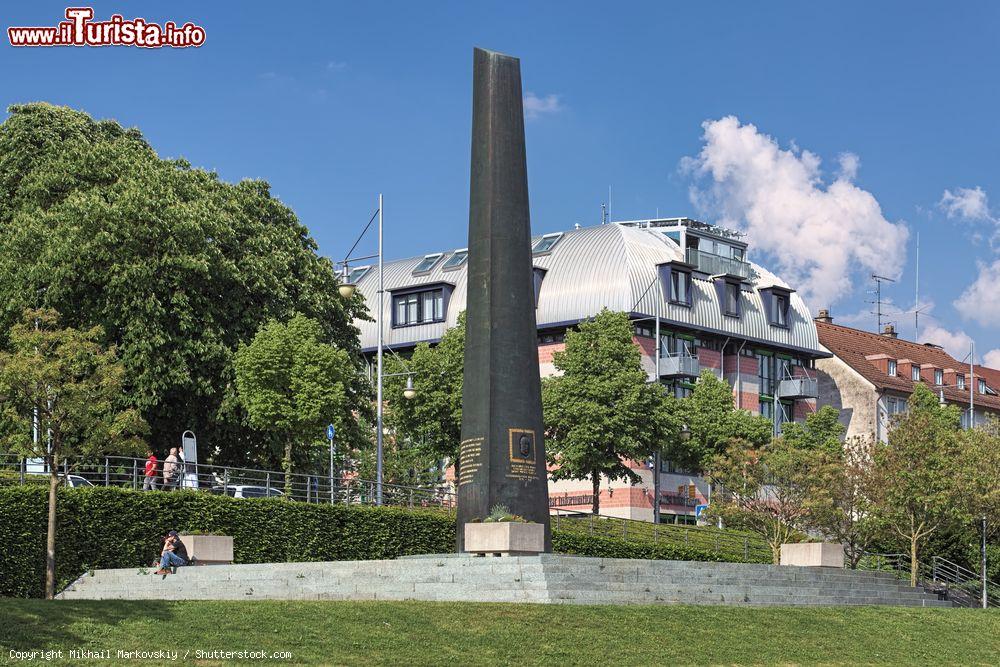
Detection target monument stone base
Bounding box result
[780,542,845,568]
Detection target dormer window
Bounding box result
[911,366,921,382]
[532,267,546,306]
[441,249,468,270]
[532,233,562,255]
[724,281,740,317]
[773,293,789,327]
[957,374,966,390]
[934,369,944,385]
[390,283,453,327]
[979,379,988,394]
[760,286,793,328]
[413,253,443,274]
[670,269,691,305]
[888,360,897,377]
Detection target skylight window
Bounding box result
[413,253,443,274]
[532,233,563,254]
[441,249,468,270]
[347,266,371,284]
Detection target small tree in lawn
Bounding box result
[955,420,1000,557]
[542,309,678,515]
[384,312,465,478]
[0,309,147,599]
[234,314,354,494]
[706,438,815,564]
[869,383,963,586]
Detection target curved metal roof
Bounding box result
[353,222,824,356]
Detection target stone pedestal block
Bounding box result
[464,522,544,556]
[780,542,844,568]
[180,534,234,565]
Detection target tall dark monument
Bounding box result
[457,48,551,552]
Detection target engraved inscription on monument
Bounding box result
[458,437,484,487]
[507,428,539,482]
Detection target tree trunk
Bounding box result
[770,542,782,566]
[283,441,294,496]
[910,534,919,588]
[591,469,601,515]
[45,455,58,600]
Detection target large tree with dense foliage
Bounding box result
[0,103,369,466]
[234,315,355,493]
[674,371,773,470]
[0,309,146,598]
[542,309,681,515]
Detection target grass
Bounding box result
[1,600,997,666]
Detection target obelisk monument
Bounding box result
[457,48,551,552]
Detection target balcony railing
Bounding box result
[685,247,752,280]
[776,377,818,399]
[659,353,700,379]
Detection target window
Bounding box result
[957,374,966,390]
[888,360,897,377]
[979,379,988,394]
[413,253,442,274]
[911,366,921,382]
[934,369,943,385]
[532,233,562,254]
[669,269,691,305]
[773,293,789,327]
[724,282,740,316]
[532,267,546,306]
[757,352,775,396]
[393,288,444,326]
[760,398,774,420]
[347,266,371,284]
[441,250,468,270]
[660,333,694,358]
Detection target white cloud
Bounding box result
[954,258,1000,327]
[919,324,975,360]
[681,116,910,309]
[523,92,562,120]
[939,186,992,222]
[983,348,1000,369]
[327,61,348,72]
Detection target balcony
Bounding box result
[659,354,700,379]
[685,247,752,280]
[777,377,818,399]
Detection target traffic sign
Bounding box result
[326,424,336,440]
[695,504,709,518]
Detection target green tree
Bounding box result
[0,309,146,598]
[779,405,845,454]
[869,383,963,586]
[384,312,466,472]
[542,309,679,515]
[676,371,773,470]
[234,315,354,494]
[0,103,370,466]
[706,438,815,564]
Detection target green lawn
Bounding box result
[1,600,997,666]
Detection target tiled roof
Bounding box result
[816,320,1000,412]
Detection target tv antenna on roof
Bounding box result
[869,273,896,332]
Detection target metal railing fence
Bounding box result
[854,552,998,608]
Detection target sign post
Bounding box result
[181,430,198,489]
[327,424,336,504]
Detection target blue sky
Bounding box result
[3,1,1000,361]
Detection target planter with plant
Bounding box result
[464,504,545,556]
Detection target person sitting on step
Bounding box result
[155,531,188,575]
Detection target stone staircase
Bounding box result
[58,555,951,607]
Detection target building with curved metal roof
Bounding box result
[350,217,828,523]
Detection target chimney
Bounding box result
[815,309,833,323]
[882,323,897,339]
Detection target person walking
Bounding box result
[142,450,158,491]
[162,448,179,490]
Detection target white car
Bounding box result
[27,472,94,488]
[211,484,284,499]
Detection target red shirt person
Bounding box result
[143,451,159,491]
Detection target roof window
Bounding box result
[532,233,563,254]
[441,250,468,270]
[413,253,443,274]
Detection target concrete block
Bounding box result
[464,522,545,555]
[780,542,844,568]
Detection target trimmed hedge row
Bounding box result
[0,486,767,598]
[552,531,771,564]
[0,486,455,598]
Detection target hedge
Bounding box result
[0,486,767,598]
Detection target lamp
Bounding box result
[403,375,417,400]
[679,424,691,442]
[337,265,356,300]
